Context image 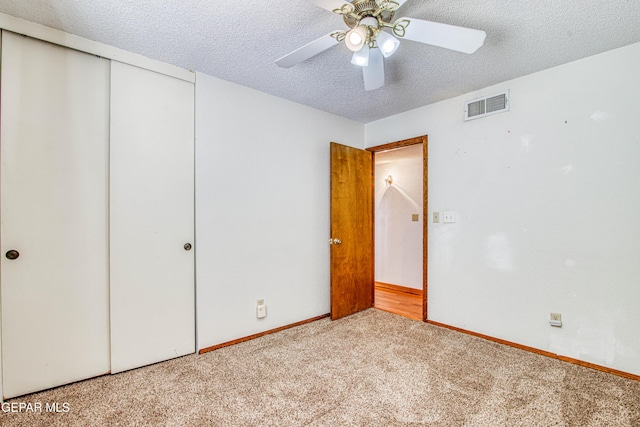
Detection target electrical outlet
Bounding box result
[549,312,562,327]
[257,299,267,319]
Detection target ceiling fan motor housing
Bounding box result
[343,0,395,28]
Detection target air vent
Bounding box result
[464,90,509,121]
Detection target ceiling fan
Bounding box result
[275,0,486,91]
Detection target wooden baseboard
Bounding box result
[198,312,638,381]
[374,281,423,296]
[427,320,640,382]
[198,314,330,354]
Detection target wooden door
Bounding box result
[330,142,374,320]
[0,31,111,398]
[109,61,195,373]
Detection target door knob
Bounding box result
[184,243,192,251]
[5,250,20,260]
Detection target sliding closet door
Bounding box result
[0,31,111,398]
[110,61,195,373]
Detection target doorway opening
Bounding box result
[367,136,427,321]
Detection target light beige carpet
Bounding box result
[1,309,639,426]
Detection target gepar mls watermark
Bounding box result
[2,401,70,413]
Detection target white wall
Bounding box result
[365,42,640,376]
[195,73,364,349]
[375,145,423,289]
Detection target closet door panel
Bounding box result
[0,31,111,398]
[110,61,195,373]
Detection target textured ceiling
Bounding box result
[1,1,640,123]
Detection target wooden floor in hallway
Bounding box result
[373,282,423,321]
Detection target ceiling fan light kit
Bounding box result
[345,24,368,51]
[276,0,487,90]
[376,30,400,57]
[351,45,370,66]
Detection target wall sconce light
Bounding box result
[385,175,393,186]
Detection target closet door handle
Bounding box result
[184,243,192,251]
[6,250,20,260]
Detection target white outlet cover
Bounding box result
[257,305,267,319]
[549,312,562,327]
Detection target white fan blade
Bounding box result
[398,17,486,54]
[275,33,341,68]
[363,48,384,91]
[309,0,352,13]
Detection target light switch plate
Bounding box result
[443,211,455,223]
[433,212,440,223]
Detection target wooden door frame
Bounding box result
[367,135,428,322]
